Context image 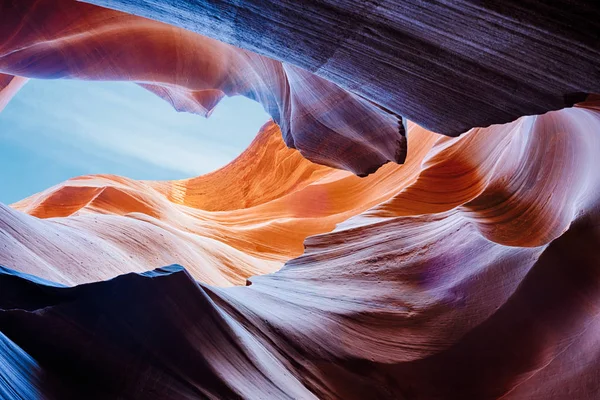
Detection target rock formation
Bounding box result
[1,0,600,399]
[0,0,406,176]
[86,0,600,135]
[1,121,435,287]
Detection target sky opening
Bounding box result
[0,79,271,204]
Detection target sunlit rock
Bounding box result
[1,0,600,398]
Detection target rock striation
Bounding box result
[0,0,406,176]
[1,121,435,287]
[1,0,600,399]
[85,0,600,135]
[2,101,600,398]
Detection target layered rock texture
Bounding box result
[86,0,600,135]
[0,0,406,176]
[1,0,600,399]
[1,120,430,286]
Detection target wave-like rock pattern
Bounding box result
[0,0,406,176]
[1,0,600,398]
[2,101,600,398]
[87,0,600,135]
[1,121,436,287]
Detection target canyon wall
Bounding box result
[1,0,600,399]
[86,0,600,135]
[0,0,407,176]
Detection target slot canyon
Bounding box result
[1,0,600,399]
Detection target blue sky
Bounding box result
[0,79,270,204]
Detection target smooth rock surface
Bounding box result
[1,121,434,286]
[1,0,600,398]
[0,0,406,176]
[2,101,600,398]
[86,0,600,135]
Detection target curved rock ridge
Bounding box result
[1,0,600,398]
[86,0,600,136]
[0,0,406,176]
[0,265,316,399]
[2,100,600,398]
[2,120,436,287]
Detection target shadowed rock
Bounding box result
[86,0,600,135]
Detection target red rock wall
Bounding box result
[0,0,406,176]
[1,0,599,398]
